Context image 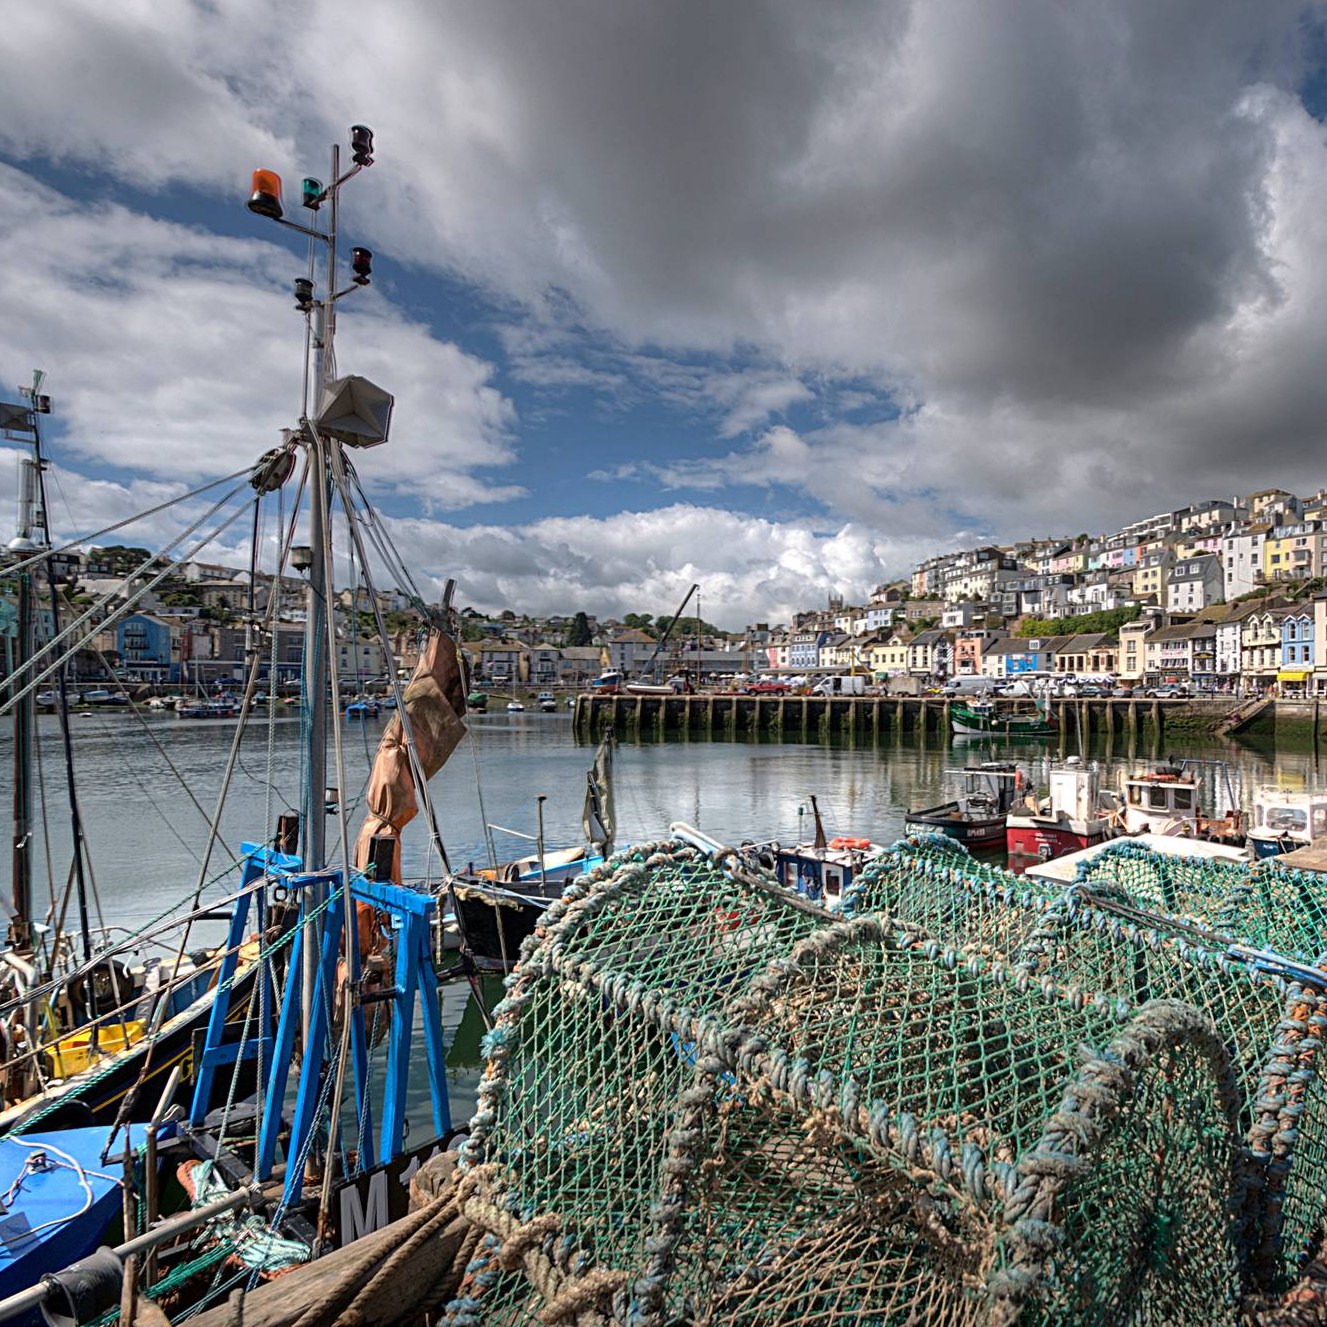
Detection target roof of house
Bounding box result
[1056,633,1116,651]
[1148,622,1215,642]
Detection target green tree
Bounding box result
[623,613,655,633]
[1016,606,1140,638]
[565,611,593,647]
[671,616,718,639]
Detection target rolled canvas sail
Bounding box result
[354,629,468,882]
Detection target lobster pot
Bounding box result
[1056,839,1327,964]
[847,835,1327,1292]
[449,841,1248,1326]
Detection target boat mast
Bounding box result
[3,375,55,951]
[246,128,381,1033]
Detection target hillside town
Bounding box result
[777,485,1327,699]
[5,485,1327,699]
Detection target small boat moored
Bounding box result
[1006,757,1122,862]
[1248,785,1327,858]
[905,762,1027,849]
[949,698,1057,738]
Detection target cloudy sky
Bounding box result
[3,1,1327,627]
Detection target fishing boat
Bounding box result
[343,696,380,719]
[0,128,478,1318]
[591,669,623,694]
[176,696,240,719]
[506,697,525,711]
[466,689,489,712]
[449,731,615,971]
[765,795,881,908]
[904,761,1027,848]
[0,382,274,1142]
[1120,761,1245,842]
[949,696,1057,737]
[536,691,558,712]
[1006,756,1122,861]
[1247,785,1327,858]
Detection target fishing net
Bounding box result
[447,837,1256,1326]
[1050,839,1327,963]
[846,835,1327,1292]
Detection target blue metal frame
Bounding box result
[188,842,288,1125]
[211,852,454,1209]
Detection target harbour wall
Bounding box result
[572,694,1327,747]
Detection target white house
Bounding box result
[1166,555,1223,613]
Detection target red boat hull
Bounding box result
[1006,818,1111,862]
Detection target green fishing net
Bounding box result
[445,836,1296,1326]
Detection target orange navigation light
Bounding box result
[247,169,284,220]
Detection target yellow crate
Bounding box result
[47,1020,146,1078]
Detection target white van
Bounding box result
[941,676,999,697]
[812,675,867,697]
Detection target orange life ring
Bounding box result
[828,836,871,851]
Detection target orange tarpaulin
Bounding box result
[353,630,468,885]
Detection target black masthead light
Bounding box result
[293,277,315,311]
[351,247,373,286]
[350,124,374,167]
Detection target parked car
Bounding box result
[1145,685,1191,699]
[1111,685,1136,697]
[1077,684,1108,697]
[746,680,791,694]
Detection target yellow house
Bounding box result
[1263,524,1327,583]
[1117,620,1149,683]
[868,633,911,677]
[1132,551,1173,602]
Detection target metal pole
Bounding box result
[9,564,33,947]
[301,142,338,1036]
[142,1063,181,1289]
[536,794,548,890]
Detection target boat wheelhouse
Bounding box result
[1121,763,1244,842]
[772,837,881,908]
[1006,757,1120,861]
[1248,786,1327,858]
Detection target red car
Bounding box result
[745,680,791,694]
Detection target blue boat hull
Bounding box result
[0,1124,145,1318]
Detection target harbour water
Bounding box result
[4,705,1322,1126]
[8,703,1324,927]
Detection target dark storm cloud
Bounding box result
[5,0,1327,571]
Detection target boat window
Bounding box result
[1268,807,1309,833]
[1147,787,1170,811]
[1315,807,1327,836]
[1172,788,1194,812]
[824,868,842,898]
[1127,786,1142,807]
